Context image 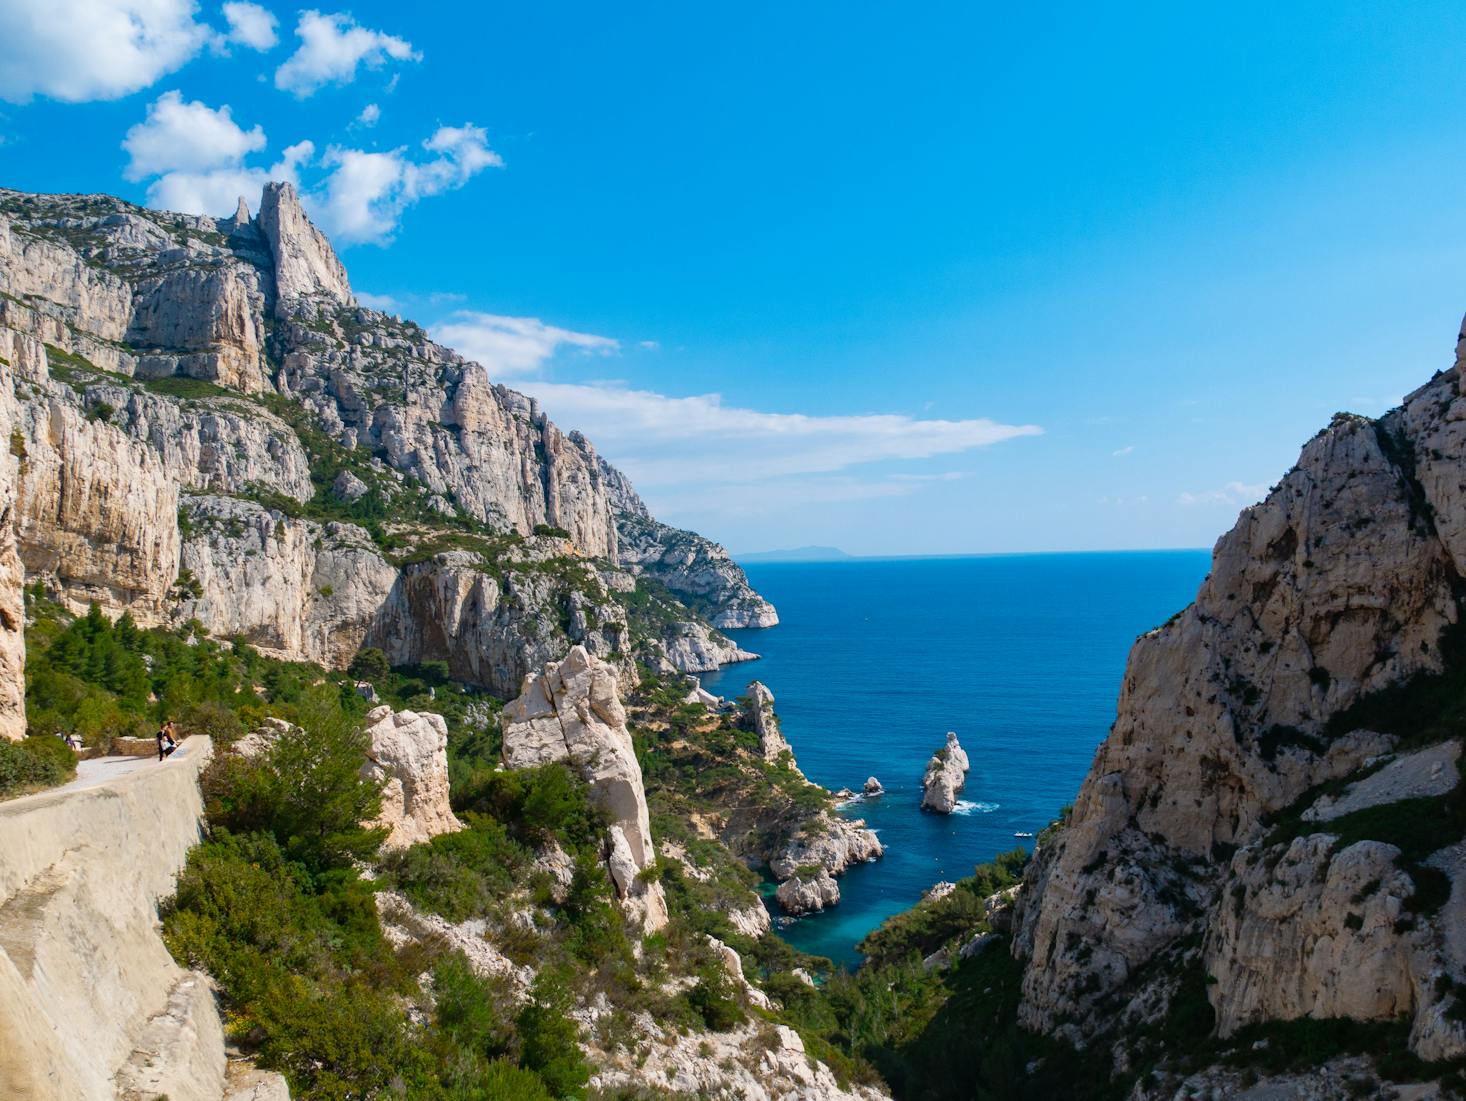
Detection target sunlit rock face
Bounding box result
[501,645,669,932]
[1013,317,1466,1065]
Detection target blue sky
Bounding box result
[3,2,1466,554]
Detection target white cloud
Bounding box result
[1112,445,1134,457]
[637,340,661,350]
[651,476,919,520]
[1178,481,1269,507]
[0,0,210,103]
[274,10,418,97]
[120,94,496,235]
[222,1,277,49]
[432,312,618,377]
[355,102,380,126]
[145,139,312,216]
[355,290,399,311]
[309,125,503,243]
[123,93,314,215]
[512,379,1042,487]
[123,91,264,180]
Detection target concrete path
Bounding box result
[62,739,200,792]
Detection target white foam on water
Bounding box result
[951,800,999,815]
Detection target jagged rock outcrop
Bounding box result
[920,732,969,813]
[706,935,773,1009]
[501,646,668,931]
[769,814,884,882]
[728,901,772,939]
[863,776,883,796]
[767,812,883,915]
[1011,315,1466,1068]
[257,182,352,314]
[0,739,288,1101]
[743,681,797,767]
[655,619,759,673]
[615,512,778,628]
[580,1006,888,1101]
[360,705,463,850]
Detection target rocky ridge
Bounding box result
[0,184,773,702]
[1003,313,1466,1086]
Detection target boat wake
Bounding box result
[951,800,999,815]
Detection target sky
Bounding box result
[3,2,1466,555]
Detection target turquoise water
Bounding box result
[699,551,1212,968]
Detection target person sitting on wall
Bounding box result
[157,722,177,761]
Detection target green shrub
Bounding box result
[202,694,385,872]
[0,734,76,797]
[686,961,746,1031]
[382,813,530,922]
[515,976,590,1098]
[432,952,514,1062]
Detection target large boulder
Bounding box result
[501,645,668,931]
[360,705,463,850]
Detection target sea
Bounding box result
[698,550,1213,968]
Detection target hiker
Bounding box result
[157,722,177,761]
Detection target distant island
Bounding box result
[734,545,855,563]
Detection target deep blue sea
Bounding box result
[698,551,1212,968]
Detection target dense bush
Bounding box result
[687,960,746,1031]
[202,689,385,871]
[382,813,531,922]
[515,976,591,1098]
[0,734,77,797]
[24,595,368,748]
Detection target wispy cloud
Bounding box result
[1178,480,1268,507]
[1112,445,1134,457]
[355,290,399,311]
[513,379,1042,486]
[122,91,313,215]
[432,312,619,377]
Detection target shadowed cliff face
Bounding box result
[0,185,772,688]
[1012,318,1466,1070]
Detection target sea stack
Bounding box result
[920,731,970,813]
[863,776,884,796]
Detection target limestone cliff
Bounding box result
[0,185,774,687]
[1009,314,1466,1079]
[616,511,778,628]
[501,645,669,931]
[743,680,797,767]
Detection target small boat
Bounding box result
[1013,831,1034,838]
